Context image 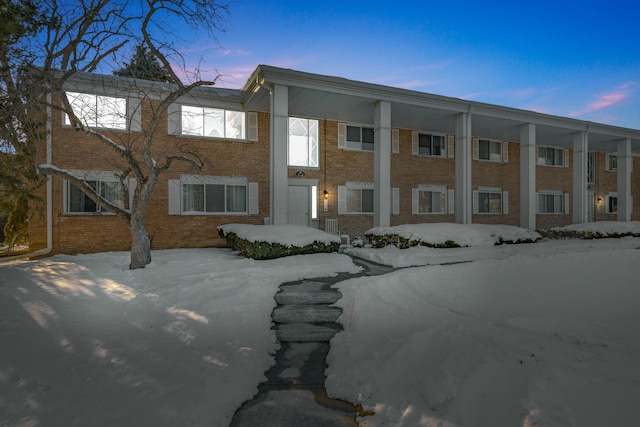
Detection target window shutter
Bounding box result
[168,179,181,215]
[392,187,400,214]
[564,192,570,215]
[412,188,419,214]
[502,191,509,214]
[248,182,259,214]
[502,141,508,163]
[472,138,479,160]
[473,190,479,214]
[337,123,346,149]
[447,135,455,158]
[167,103,181,135]
[605,154,613,172]
[411,131,419,155]
[128,178,137,211]
[247,112,258,141]
[535,192,540,213]
[391,129,400,153]
[128,99,142,132]
[631,196,634,214]
[564,149,569,168]
[448,189,455,214]
[337,186,346,214]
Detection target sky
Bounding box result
[177,0,640,130]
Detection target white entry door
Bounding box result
[288,185,310,226]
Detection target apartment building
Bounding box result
[29,65,640,254]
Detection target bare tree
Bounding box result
[28,0,230,268]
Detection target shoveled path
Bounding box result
[230,255,397,426]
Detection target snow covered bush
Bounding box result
[542,221,640,240]
[217,224,341,260]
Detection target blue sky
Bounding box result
[181,0,640,129]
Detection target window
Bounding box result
[66,180,125,214]
[168,176,258,215]
[538,147,564,166]
[474,188,507,214]
[181,106,245,139]
[182,183,247,213]
[346,125,374,151]
[417,133,445,157]
[587,152,595,183]
[605,154,617,172]
[346,188,374,213]
[537,192,564,214]
[479,139,502,162]
[606,194,618,214]
[412,187,447,214]
[288,117,319,167]
[64,92,127,129]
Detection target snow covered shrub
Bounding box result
[217,230,340,260]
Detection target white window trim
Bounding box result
[337,122,375,152]
[537,146,569,168]
[605,154,618,172]
[472,138,508,163]
[288,116,320,168]
[168,175,258,216]
[536,190,569,215]
[606,192,618,214]
[62,170,133,215]
[473,187,508,215]
[168,104,257,142]
[412,185,452,215]
[412,131,449,158]
[62,91,136,131]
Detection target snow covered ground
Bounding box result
[1,222,639,427]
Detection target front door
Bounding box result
[288,185,310,226]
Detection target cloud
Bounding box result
[569,82,638,117]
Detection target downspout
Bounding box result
[1,92,54,262]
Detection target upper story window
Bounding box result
[288,117,319,167]
[414,133,446,157]
[337,124,374,151]
[472,138,507,163]
[605,154,618,172]
[587,152,595,183]
[538,147,565,166]
[181,106,245,139]
[64,92,127,130]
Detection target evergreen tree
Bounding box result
[113,45,173,82]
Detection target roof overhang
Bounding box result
[243,65,640,155]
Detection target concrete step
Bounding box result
[275,288,341,305]
[272,304,342,324]
[274,322,342,342]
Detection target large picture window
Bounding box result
[64,92,127,129]
[181,106,245,139]
[182,183,247,213]
[288,117,319,167]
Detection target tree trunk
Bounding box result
[128,178,154,269]
[129,214,151,269]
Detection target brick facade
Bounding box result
[28,71,640,255]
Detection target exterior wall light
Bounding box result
[323,190,329,212]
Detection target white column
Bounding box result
[617,138,632,222]
[374,100,392,227]
[572,131,589,224]
[270,84,289,225]
[455,112,472,224]
[520,123,536,229]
